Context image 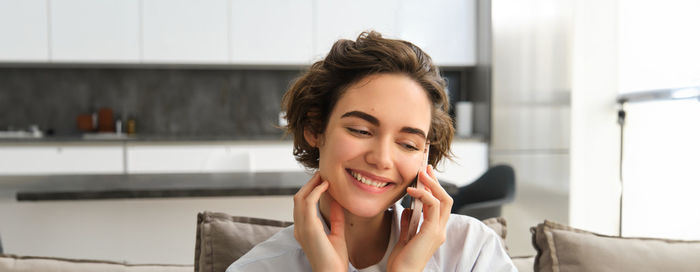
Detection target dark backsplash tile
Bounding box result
[0,68,302,138]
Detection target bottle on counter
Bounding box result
[115,119,123,135]
[126,119,136,135]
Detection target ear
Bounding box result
[304,128,320,147]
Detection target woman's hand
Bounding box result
[293,172,348,272]
[387,165,453,272]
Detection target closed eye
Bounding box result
[346,127,371,136]
[400,143,420,151]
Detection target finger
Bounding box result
[293,173,321,224]
[406,187,440,227]
[328,196,345,237]
[419,168,453,222]
[294,174,317,224]
[397,209,412,246]
[426,165,447,196]
[326,197,349,261]
[418,170,449,203]
[294,177,327,224]
[295,172,322,200]
[427,164,437,179]
[294,180,329,248]
[428,165,454,221]
[305,180,329,210]
[417,167,441,195]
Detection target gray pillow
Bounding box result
[194,211,292,272]
[532,220,700,272]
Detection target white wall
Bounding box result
[569,0,621,235]
[621,100,700,239]
[616,0,700,239]
[618,0,700,93]
[570,0,700,239]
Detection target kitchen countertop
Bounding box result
[0,172,311,201]
[0,172,459,201]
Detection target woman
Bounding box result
[227,31,516,272]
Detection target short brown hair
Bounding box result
[282,31,454,169]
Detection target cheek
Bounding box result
[331,134,363,160]
[395,151,426,183]
[318,132,364,172]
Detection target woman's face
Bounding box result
[307,73,432,218]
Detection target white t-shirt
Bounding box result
[226,203,516,272]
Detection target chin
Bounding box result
[341,197,394,218]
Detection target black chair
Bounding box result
[450,164,516,220]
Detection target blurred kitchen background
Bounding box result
[1,0,699,265]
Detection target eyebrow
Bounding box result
[341,111,427,139]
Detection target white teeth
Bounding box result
[351,171,388,188]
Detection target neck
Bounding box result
[319,193,392,269]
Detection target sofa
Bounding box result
[2,211,700,272]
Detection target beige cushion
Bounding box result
[482,217,508,251]
[532,220,700,272]
[0,254,192,272]
[195,211,292,272]
[194,211,509,272]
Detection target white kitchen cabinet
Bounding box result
[247,142,305,172]
[398,0,476,66]
[313,0,400,59]
[0,0,49,62]
[126,143,252,173]
[1,1,476,66]
[142,0,228,64]
[230,0,313,65]
[126,142,306,174]
[0,144,124,175]
[50,0,140,62]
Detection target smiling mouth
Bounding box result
[348,169,390,188]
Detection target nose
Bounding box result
[365,137,394,170]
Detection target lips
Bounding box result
[350,170,388,188]
[346,168,396,193]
